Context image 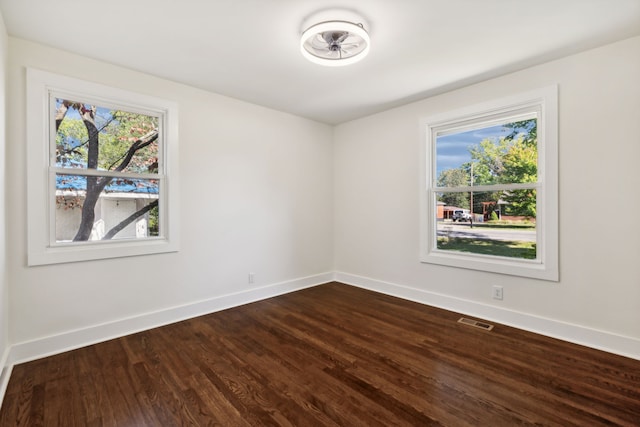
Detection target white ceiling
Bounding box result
[1,0,639,124]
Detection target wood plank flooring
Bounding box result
[1,282,639,426]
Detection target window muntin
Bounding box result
[420,87,558,281]
[27,69,179,266]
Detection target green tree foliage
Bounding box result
[505,189,537,218]
[436,119,537,218]
[505,119,536,146]
[468,140,504,186]
[436,168,468,209]
[102,111,158,173]
[465,160,494,187]
[468,119,537,217]
[500,138,537,184]
[437,168,467,187]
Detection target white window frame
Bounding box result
[27,68,180,266]
[419,86,558,281]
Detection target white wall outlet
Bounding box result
[248,273,255,284]
[492,285,504,300]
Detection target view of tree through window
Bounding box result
[434,117,538,259]
[53,98,161,243]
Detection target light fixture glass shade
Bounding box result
[300,20,370,66]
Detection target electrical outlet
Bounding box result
[492,285,503,300]
[248,273,255,284]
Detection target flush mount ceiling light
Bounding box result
[300,20,370,66]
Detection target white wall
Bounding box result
[7,39,334,353]
[334,36,640,356]
[4,34,639,364]
[0,11,8,367]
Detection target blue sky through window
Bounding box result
[436,124,512,177]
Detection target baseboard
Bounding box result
[6,270,638,368]
[0,347,11,407]
[335,272,640,361]
[7,272,334,366]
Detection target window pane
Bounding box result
[55,174,159,242]
[436,191,536,259]
[435,118,537,186]
[54,98,159,174]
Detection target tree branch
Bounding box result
[102,200,158,240]
[55,101,70,132]
[56,114,118,158]
[109,129,158,172]
[73,107,100,241]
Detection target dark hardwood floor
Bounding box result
[1,282,639,426]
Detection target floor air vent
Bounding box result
[458,317,494,331]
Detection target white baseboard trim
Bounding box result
[5,270,638,373]
[0,347,12,406]
[7,272,334,366]
[335,272,640,361]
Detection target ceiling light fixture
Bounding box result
[300,20,370,66]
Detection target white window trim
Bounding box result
[27,68,180,266]
[419,86,558,281]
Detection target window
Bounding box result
[420,86,558,280]
[27,69,179,265]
